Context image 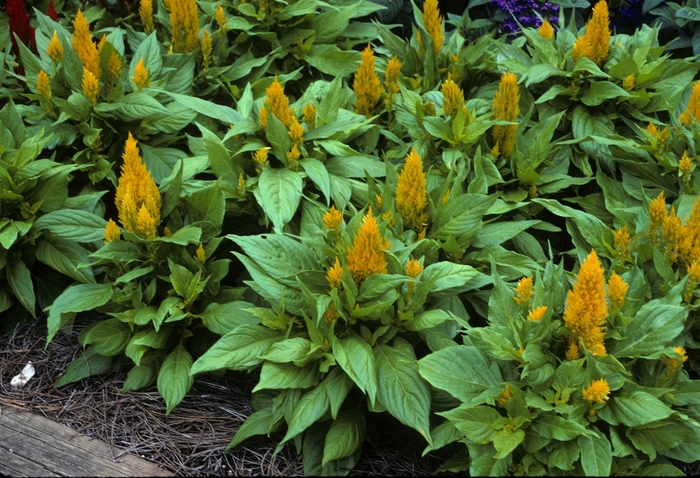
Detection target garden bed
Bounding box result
[0,314,455,476]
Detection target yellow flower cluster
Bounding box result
[114,133,162,239]
[649,192,700,272]
[326,257,343,289]
[405,258,423,296]
[396,147,428,231]
[514,276,533,305]
[571,0,610,66]
[104,218,121,243]
[680,150,694,190]
[216,3,227,33]
[623,74,635,91]
[346,208,390,282]
[303,104,316,126]
[492,72,520,158]
[105,51,123,88]
[195,243,206,264]
[564,250,608,359]
[354,44,383,118]
[680,81,700,126]
[140,0,155,34]
[253,147,269,174]
[384,56,402,113]
[287,117,304,165]
[497,384,512,406]
[166,0,200,53]
[323,205,343,230]
[48,31,63,62]
[259,76,294,130]
[441,78,464,118]
[661,346,688,380]
[607,272,628,309]
[423,0,443,55]
[82,67,100,104]
[539,19,554,40]
[72,10,101,80]
[582,378,610,404]
[613,225,631,263]
[201,29,212,69]
[37,70,51,103]
[132,59,150,89]
[527,305,547,322]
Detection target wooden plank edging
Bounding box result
[0,406,173,477]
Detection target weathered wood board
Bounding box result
[0,405,173,477]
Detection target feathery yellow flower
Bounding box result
[527,305,548,322]
[497,384,512,406]
[384,56,401,95]
[286,144,301,166]
[680,151,694,189]
[514,276,533,305]
[613,225,631,263]
[347,208,390,282]
[441,78,464,118]
[37,70,51,103]
[288,117,304,147]
[303,103,316,126]
[607,273,628,309]
[405,258,423,296]
[259,76,294,130]
[563,250,608,358]
[323,303,340,324]
[105,51,123,87]
[195,243,206,264]
[237,173,246,196]
[623,74,635,91]
[441,188,451,206]
[492,72,520,158]
[354,44,382,118]
[582,378,610,404]
[140,0,155,34]
[680,81,700,126]
[661,346,688,379]
[81,67,99,104]
[327,257,344,289]
[47,30,63,62]
[132,58,150,89]
[115,133,162,238]
[104,219,121,244]
[253,147,269,174]
[647,191,667,247]
[571,0,610,66]
[216,2,227,33]
[323,205,343,230]
[679,196,700,268]
[168,0,200,53]
[662,207,683,263]
[396,147,428,229]
[423,0,443,55]
[689,260,700,283]
[539,19,554,40]
[201,29,212,69]
[72,10,101,79]
[97,34,108,55]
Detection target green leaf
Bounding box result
[606,391,673,427]
[55,347,117,387]
[437,405,501,444]
[578,429,612,476]
[190,324,283,374]
[581,81,631,107]
[332,334,378,406]
[325,367,354,419]
[82,318,132,356]
[612,302,686,358]
[418,346,503,403]
[6,256,35,317]
[530,415,594,441]
[493,428,525,459]
[157,342,194,414]
[420,262,482,295]
[548,440,580,471]
[130,31,162,79]
[282,381,330,444]
[670,380,700,405]
[305,44,361,76]
[322,409,366,467]
[197,301,259,335]
[252,361,319,392]
[36,238,94,284]
[110,92,171,121]
[257,168,303,231]
[33,210,108,243]
[123,352,161,392]
[627,421,690,461]
[226,408,279,450]
[430,194,497,248]
[374,343,432,446]
[46,283,113,343]
[300,158,331,203]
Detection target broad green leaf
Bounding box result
[612,302,686,358]
[418,346,503,403]
[430,194,497,248]
[226,408,279,450]
[36,238,94,284]
[548,440,580,471]
[322,409,366,467]
[606,391,673,427]
[493,428,525,459]
[46,283,113,343]
[157,342,194,414]
[55,347,117,387]
[437,405,501,444]
[325,367,354,419]
[282,381,330,444]
[420,262,482,295]
[190,324,283,374]
[198,301,259,335]
[257,168,303,231]
[332,334,377,406]
[374,343,432,446]
[122,353,161,393]
[305,44,361,76]
[626,421,690,461]
[253,361,318,392]
[578,429,612,476]
[33,210,108,243]
[6,256,35,317]
[300,158,331,203]
[82,318,132,357]
[530,415,594,441]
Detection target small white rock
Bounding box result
[10,362,35,388]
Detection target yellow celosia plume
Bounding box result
[167,0,200,53]
[140,0,155,34]
[492,72,520,158]
[396,147,428,230]
[47,30,63,62]
[564,250,608,359]
[514,276,533,305]
[132,58,150,89]
[259,76,294,130]
[72,10,101,79]
[423,0,443,55]
[354,44,382,118]
[346,208,390,282]
[326,257,343,289]
[105,51,123,87]
[571,0,610,66]
[37,70,51,103]
[527,306,547,322]
[582,378,610,404]
[613,225,630,263]
[323,206,343,230]
[303,103,316,126]
[607,272,628,309]
[680,81,700,126]
[539,19,554,40]
[104,219,121,244]
[115,133,162,239]
[441,78,464,118]
[82,67,99,104]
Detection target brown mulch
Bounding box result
[0,314,454,476]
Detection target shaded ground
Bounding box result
[0,315,453,476]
